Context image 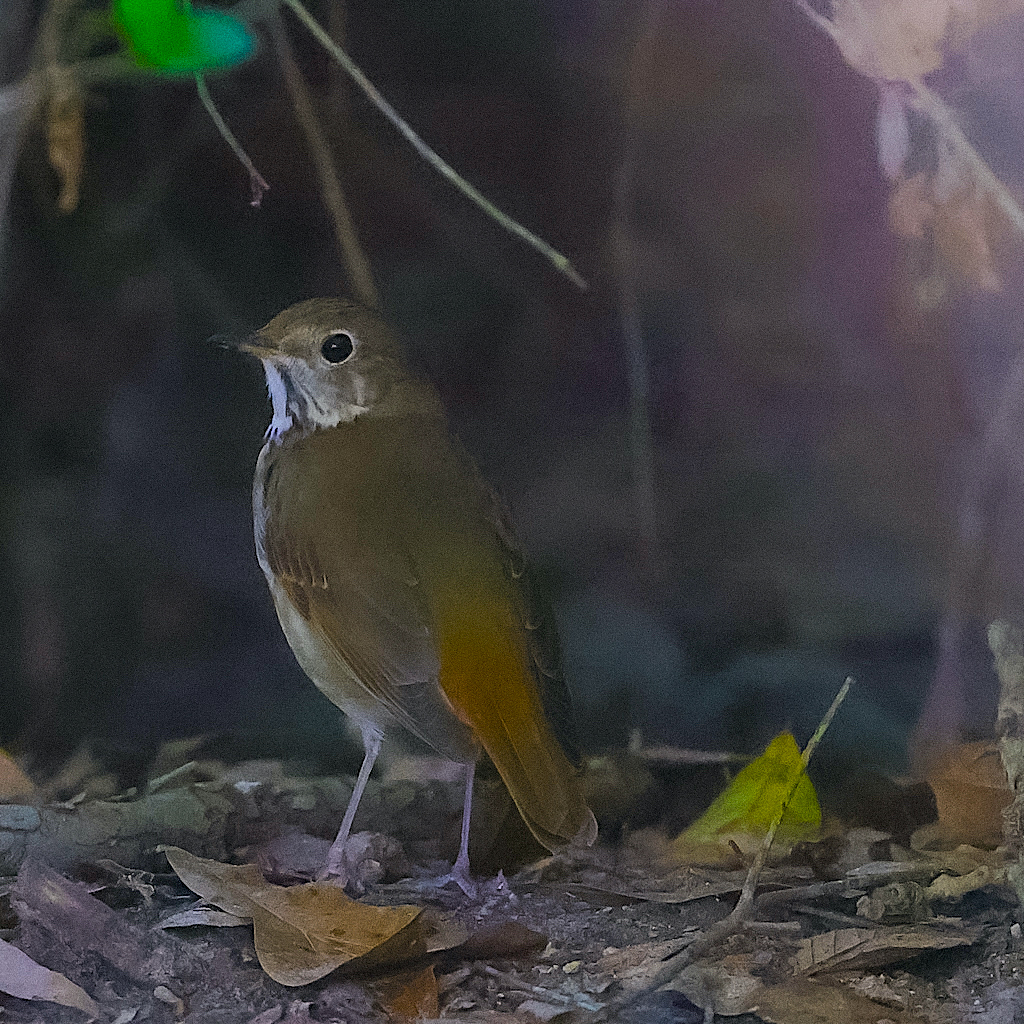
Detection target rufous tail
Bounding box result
[435,586,597,850]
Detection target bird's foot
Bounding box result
[430,852,478,898]
[411,859,518,901]
[404,850,480,898]
[317,859,348,887]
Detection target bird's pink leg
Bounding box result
[321,730,382,880]
[434,761,477,897]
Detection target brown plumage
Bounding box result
[238,298,596,890]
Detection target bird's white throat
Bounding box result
[263,361,294,441]
[262,358,365,442]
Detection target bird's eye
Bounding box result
[321,331,354,363]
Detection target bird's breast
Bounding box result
[252,439,277,580]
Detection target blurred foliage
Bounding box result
[112,0,255,73]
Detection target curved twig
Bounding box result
[194,74,269,207]
[269,16,379,307]
[282,0,587,290]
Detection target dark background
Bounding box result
[2,0,1021,785]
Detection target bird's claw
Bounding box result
[432,858,478,898]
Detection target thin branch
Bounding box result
[792,0,837,39]
[194,74,269,207]
[281,0,587,290]
[909,82,1024,236]
[614,0,670,564]
[727,675,851,922]
[269,17,379,308]
[680,677,851,961]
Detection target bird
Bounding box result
[231,297,597,893]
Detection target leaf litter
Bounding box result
[0,727,1019,1023]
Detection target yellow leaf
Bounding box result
[670,732,821,864]
[162,846,423,986]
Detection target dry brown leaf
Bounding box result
[890,174,1006,301]
[163,846,423,986]
[420,910,469,954]
[923,844,1007,872]
[593,938,697,997]
[933,188,1003,292]
[46,70,85,215]
[925,863,1005,898]
[455,922,549,959]
[14,859,161,986]
[925,740,1010,847]
[889,173,935,238]
[375,965,440,1020]
[795,924,978,974]
[162,847,259,917]
[829,0,966,81]
[670,956,933,1022]
[0,750,36,802]
[254,884,424,985]
[0,936,100,1018]
[756,976,930,1023]
[666,955,765,1016]
[157,906,250,929]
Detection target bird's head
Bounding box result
[233,298,438,441]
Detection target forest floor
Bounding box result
[0,744,1019,1024]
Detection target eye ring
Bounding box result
[321,331,354,363]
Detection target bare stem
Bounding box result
[729,676,851,919]
[908,83,1024,236]
[685,677,851,958]
[613,0,670,563]
[281,0,587,290]
[270,17,379,308]
[194,75,269,206]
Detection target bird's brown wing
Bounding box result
[264,416,595,848]
[475,470,582,763]
[418,442,597,850]
[261,423,477,761]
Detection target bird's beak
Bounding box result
[210,331,278,359]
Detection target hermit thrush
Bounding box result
[233,298,596,892]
